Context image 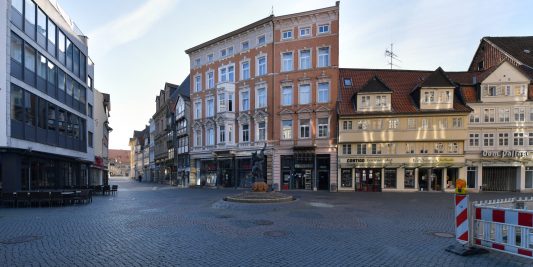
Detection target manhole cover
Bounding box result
[264,230,288,237]
[0,235,43,244]
[216,214,233,219]
[254,220,274,226]
[433,232,454,238]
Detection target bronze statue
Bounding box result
[251,143,267,183]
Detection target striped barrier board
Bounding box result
[473,206,533,258]
[455,194,469,244]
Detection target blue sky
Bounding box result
[57,0,533,150]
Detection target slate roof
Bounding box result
[338,68,472,116]
[485,36,533,68]
[359,76,392,93]
[420,67,455,87]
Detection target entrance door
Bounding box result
[318,170,329,190]
[355,169,381,192]
[482,167,517,191]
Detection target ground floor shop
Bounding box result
[0,150,90,192]
[190,150,269,188]
[274,148,337,191]
[338,156,466,192]
[466,150,533,192]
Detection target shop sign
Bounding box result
[482,150,529,158]
[346,158,392,164]
[347,158,365,163]
[411,157,455,164]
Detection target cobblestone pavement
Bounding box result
[1,177,532,266]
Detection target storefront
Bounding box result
[338,156,465,192]
[199,160,217,186]
[466,150,533,192]
[280,153,330,191]
[1,150,89,192]
[193,156,258,188]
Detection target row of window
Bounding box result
[341,117,464,131]
[194,35,267,67]
[482,84,528,97]
[194,122,266,147]
[468,133,533,147]
[470,107,533,123]
[193,23,331,67]
[194,83,330,119]
[194,48,331,91]
[421,90,453,104]
[10,32,87,115]
[341,142,460,155]
[281,24,330,40]
[11,0,88,83]
[360,95,389,108]
[282,118,329,139]
[10,84,90,152]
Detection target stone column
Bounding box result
[477,163,483,191]
[414,168,419,190]
[519,164,526,192]
[442,168,447,191]
[397,167,404,190]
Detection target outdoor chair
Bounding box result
[73,190,91,204]
[35,192,51,207]
[16,192,31,208]
[62,192,75,205]
[93,185,103,195]
[50,192,63,206]
[1,192,16,207]
[111,185,118,195]
[103,185,111,195]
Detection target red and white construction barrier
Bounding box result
[455,194,469,244]
[472,197,533,259]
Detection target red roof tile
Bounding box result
[338,68,472,116]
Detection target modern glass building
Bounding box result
[1,0,95,192]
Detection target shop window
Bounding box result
[341,169,352,188]
[526,167,533,189]
[384,169,396,188]
[404,169,415,188]
[446,168,459,189]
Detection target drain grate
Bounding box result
[433,232,454,238]
[0,235,43,245]
[264,230,288,237]
[216,214,233,219]
[254,220,274,226]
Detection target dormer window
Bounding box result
[361,96,370,107]
[344,78,352,87]
[423,91,435,103]
[376,96,387,107]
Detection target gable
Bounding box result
[482,61,530,84]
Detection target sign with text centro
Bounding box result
[481,150,530,158]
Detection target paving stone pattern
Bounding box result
[1,177,532,266]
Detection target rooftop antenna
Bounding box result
[385,43,401,69]
[270,5,274,16]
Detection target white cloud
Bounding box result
[88,0,178,57]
